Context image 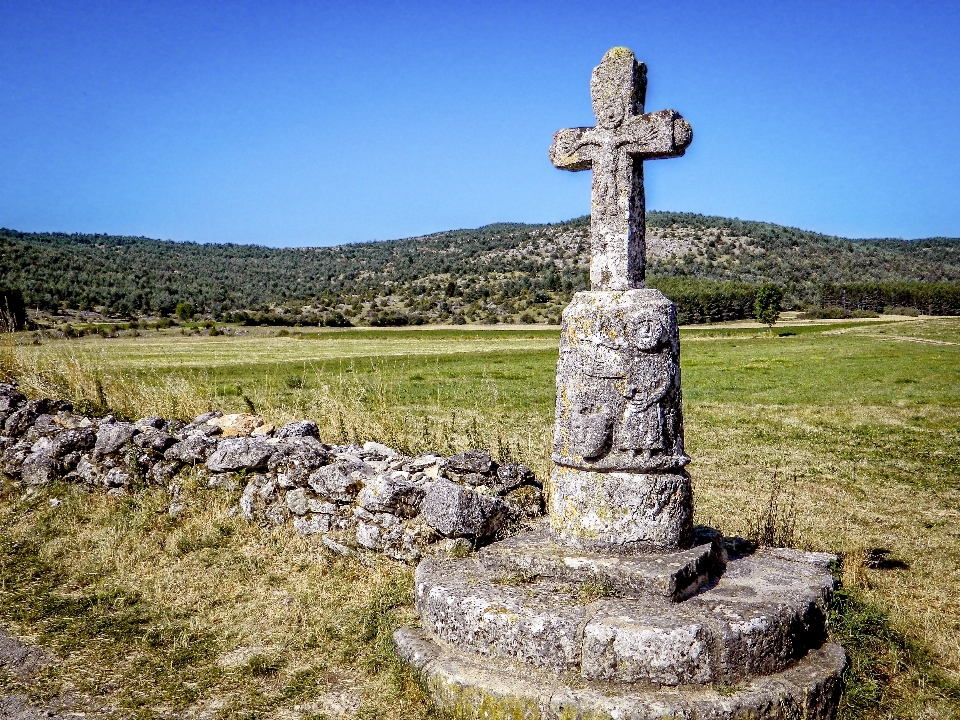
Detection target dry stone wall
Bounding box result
[0,383,544,562]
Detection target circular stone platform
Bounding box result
[414,535,837,686]
[395,626,846,720]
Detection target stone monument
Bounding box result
[395,48,846,719]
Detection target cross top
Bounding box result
[550,48,692,290]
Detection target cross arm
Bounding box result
[619,109,693,159]
[549,127,596,171]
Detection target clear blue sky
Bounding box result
[1,0,958,246]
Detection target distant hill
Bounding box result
[3,212,960,325]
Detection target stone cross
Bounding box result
[549,47,692,291]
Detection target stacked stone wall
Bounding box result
[0,382,544,562]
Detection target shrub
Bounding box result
[174,302,193,321]
[883,305,920,317]
[798,306,879,320]
[754,283,784,328]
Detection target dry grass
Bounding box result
[0,472,434,719]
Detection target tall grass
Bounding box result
[0,336,554,478]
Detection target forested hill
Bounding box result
[3,212,960,325]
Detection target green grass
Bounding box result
[1,316,959,718]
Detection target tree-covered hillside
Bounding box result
[3,212,959,325]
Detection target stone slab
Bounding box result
[549,465,693,551]
[478,526,723,601]
[394,626,846,720]
[553,290,689,474]
[683,549,837,684]
[415,547,837,685]
[414,557,587,672]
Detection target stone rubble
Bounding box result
[0,382,543,563]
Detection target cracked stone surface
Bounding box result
[477,526,722,601]
[395,626,847,720]
[414,546,837,686]
[549,465,692,551]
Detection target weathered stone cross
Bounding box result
[550,47,693,291]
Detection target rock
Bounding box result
[258,478,277,501]
[133,428,177,453]
[362,441,401,460]
[0,383,25,411]
[205,438,274,473]
[49,428,96,458]
[356,522,382,550]
[404,453,443,473]
[421,479,510,538]
[47,399,73,413]
[251,424,274,436]
[181,423,222,438]
[0,441,31,474]
[277,420,320,438]
[147,459,182,484]
[357,471,425,517]
[103,467,132,488]
[61,451,80,470]
[492,463,539,494]
[264,502,288,526]
[309,498,337,514]
[165,435,218,463]
[20,453,60,484]
[504,485,545,518]
[4,407,38,436]
[445,449,495,476]
[208,475,238,491]
[53,412,96,430]
[134,416,165,431]
[322,536,354,556]
[285,487,311,516]
[268,438,331,485]
[307,462,366,502]
[192,410,222,424]
[74,457,100,484]
[294,514,331,536]
[385,522,440,563]
[30,436,54,456]
[239,474,272,520]
[94,422,139,458]
[207,413,263,437]
[164,419,186,435]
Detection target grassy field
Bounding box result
[1,317,959,718]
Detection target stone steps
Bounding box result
[395,625,847,720]
[478,525,724,601]
[414,537,836,686]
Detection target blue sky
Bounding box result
[1,0,958,246]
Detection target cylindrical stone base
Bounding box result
[549,466,692,552]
